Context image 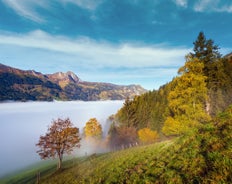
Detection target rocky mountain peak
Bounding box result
[66,71,80,83]
[46,71,80,88]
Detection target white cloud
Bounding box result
[62,0,103,10]
[194,0,232,13]
[2,0,102,23]
[0,30,190,89]
[2,0,47,22]
[173,0,188,8]
[0,30,190,69]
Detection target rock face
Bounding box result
[47,71,80,88]
[0,63,147,101]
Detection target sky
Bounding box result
[0,0,231,90]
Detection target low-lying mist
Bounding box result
[0,100,123,177]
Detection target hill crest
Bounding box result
[0,63,147,101]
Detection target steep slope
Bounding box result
[0,64,146,101]
[0,64,62,101]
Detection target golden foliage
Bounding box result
[84,118,103,140]
[138,128,158,143]
[163,56,210,136]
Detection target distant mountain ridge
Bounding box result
[0,63,147,101]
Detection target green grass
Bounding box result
[0,160,58,184]
[0,141,172,184]
[42,141,173,184]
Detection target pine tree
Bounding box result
[191,32,221,64]
[191,32,228,116]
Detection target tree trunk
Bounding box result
[57,156,62,170]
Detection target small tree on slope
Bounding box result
[36,118,81,170]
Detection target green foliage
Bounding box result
[115,82,172,134]
[191,32,231,116]
[115,32,232,139]
[191,32,221,64]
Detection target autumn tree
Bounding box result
[138,128,158,144]
[108,125,137,149]
[84,118,103,140]
[162,56,210,136]
[36,118,81,170]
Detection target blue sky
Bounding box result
[0,0,231,90]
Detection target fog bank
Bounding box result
[0,100,123,177]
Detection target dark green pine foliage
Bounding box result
[191,32,231,116]
[115,82,173,134]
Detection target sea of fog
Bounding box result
[0,100,123,177]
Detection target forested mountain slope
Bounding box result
[111,32,232,143]
[0,64,146,101]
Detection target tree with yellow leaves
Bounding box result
[138,128,158,144]
[84,118,103,140]
[163,56,210,136]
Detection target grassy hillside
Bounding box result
[3,105,232,183]
[1,141,173,184]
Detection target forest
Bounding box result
[108,32,232,147]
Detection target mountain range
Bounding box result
[0,64,146,101]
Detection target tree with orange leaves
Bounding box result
[36,118,81,170]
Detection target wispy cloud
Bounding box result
[0,30,190,69]
[62,0,104,10]
[194,0,232,13]
[2,0,102,23]
[2,0,47,23]
[0,30,191,89]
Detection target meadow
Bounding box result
[1,140,173,184]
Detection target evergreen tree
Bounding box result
[191,32,221,64]
[191,32,228,116]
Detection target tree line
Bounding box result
[108,32,232,144]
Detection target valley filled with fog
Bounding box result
[0,100,123,177]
